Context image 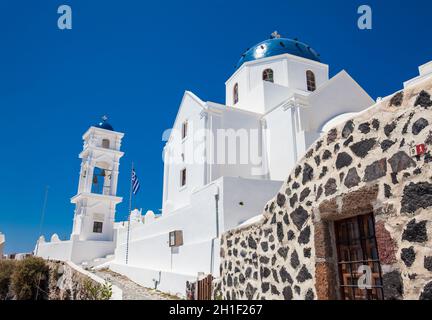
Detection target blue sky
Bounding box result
[0,0,430,254]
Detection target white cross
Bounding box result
[271,31,281,39]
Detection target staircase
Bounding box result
[80,254,115,270]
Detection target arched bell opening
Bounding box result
[91,161,113,195]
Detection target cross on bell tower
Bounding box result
[71,116,125,241]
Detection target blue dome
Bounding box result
[95,117,114,131]
[236,37,320,69]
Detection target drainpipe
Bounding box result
[291,106,299,164]
[210,186,220,275]
[215,188,220,238]
[260,118,270,179]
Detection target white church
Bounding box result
[36,33,377,297]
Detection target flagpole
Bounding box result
[125,162,134,265]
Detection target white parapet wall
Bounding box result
[36,240,73,262]
[35,238,115,265]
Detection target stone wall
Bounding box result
[215,80,432,300]
[47,261,120,300]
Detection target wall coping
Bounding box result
[66,261,123,300]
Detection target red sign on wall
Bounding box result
[410,143,427,157]
[416,144,426,155]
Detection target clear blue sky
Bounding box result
[0,0,430,254]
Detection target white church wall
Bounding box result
[232,82,265,114]
[286,57,328,93]
[262,81,293,113]
[248,58,289,89]
[117,182,220,259]
[113,181,221,296]
[264,106,298,181]
[225,58,286,114]
[210,109,264,181]
[262,70,372,183]
[303,130,321,152]
[163,92,207,214]
[220,177,283,231]
[225,55,328,114]
[112,176,280,295]
[115,234,216,278]
[225,66,248,107]
[304,70,374,132]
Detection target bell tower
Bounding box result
[71,116,124,242]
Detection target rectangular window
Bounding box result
[102,139,110,149]
[182,121,188,140]
[93,221,103,233]
[180,168,187,187]
[334,213,384,300]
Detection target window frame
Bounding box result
[334,213,384,300]
[102,138,110,149]
[182,120,188,140]
[262,68,274,83]
[306,70,316,92]
[169,230,184,247]
[93,221,103,234]
[233,83,239,104]
[180,168,187,188]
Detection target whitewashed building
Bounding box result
[35,117,124,264]
[34,33,375,298]
[109,34,374,297]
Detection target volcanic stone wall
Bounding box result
[214,80,432,300]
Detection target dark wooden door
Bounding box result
[197,274,213,300]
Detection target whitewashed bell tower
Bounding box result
[71,116,124,242]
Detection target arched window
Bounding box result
[262,69,274,82]
[102,139,110,149]
[306,70,316,92]
[233,83,239,104]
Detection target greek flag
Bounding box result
[132,169,140,195]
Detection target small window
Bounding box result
[182,121,188,140]
[262,69,274,82]
[102,139,110,149]
[306,70,316,92]
[169,230,183,247]
[93,221,103,233]
[180,168,187,187]
[233,83,239,104]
